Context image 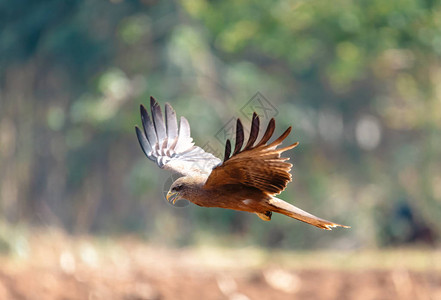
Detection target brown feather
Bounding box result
[268,197,350,230]
[205,116,298,196]
[139,99,350,230]
[267,127,292,148]
[233,119,244,155]
[224,139,231,162]
[255,118,275,147]
[244,113,259,150]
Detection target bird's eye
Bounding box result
[172,185,183,191]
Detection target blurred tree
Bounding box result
[1,0,440,248]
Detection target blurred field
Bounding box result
[2,1,441,299]
[0,229,440,300]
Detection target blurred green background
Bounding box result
[1,0,441,250]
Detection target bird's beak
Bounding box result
[166,191,179,204]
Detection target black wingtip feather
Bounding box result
[150,96,161,116]
[269,126,292,147]
[139,104,148,132]
[135,126,151,158]
[221,112,291,162]
[224,139,232,162]
[150,96,157,105]
[150,95,166,141]
[244,113,260,150]
[233,118,244,155]
[256,118,275,147]
[139,103,158,145]
[140,104,147,117]
[150,97,161,121]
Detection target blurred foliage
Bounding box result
[1,0,441,249]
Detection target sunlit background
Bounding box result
[1,0,440,299]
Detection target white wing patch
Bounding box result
[136,97,221,177]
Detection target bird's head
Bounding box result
[166,176,205,205]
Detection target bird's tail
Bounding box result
[268,196,350,230]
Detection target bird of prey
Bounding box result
[135,97,349,230]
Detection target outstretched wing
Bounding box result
[204,113,298,195]
[135,97,221,177]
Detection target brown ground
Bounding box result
[0,231,440,300]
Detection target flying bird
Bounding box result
[135,97,349,230]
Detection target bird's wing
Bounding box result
[204,113,298,195]
[135,97,222,177]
